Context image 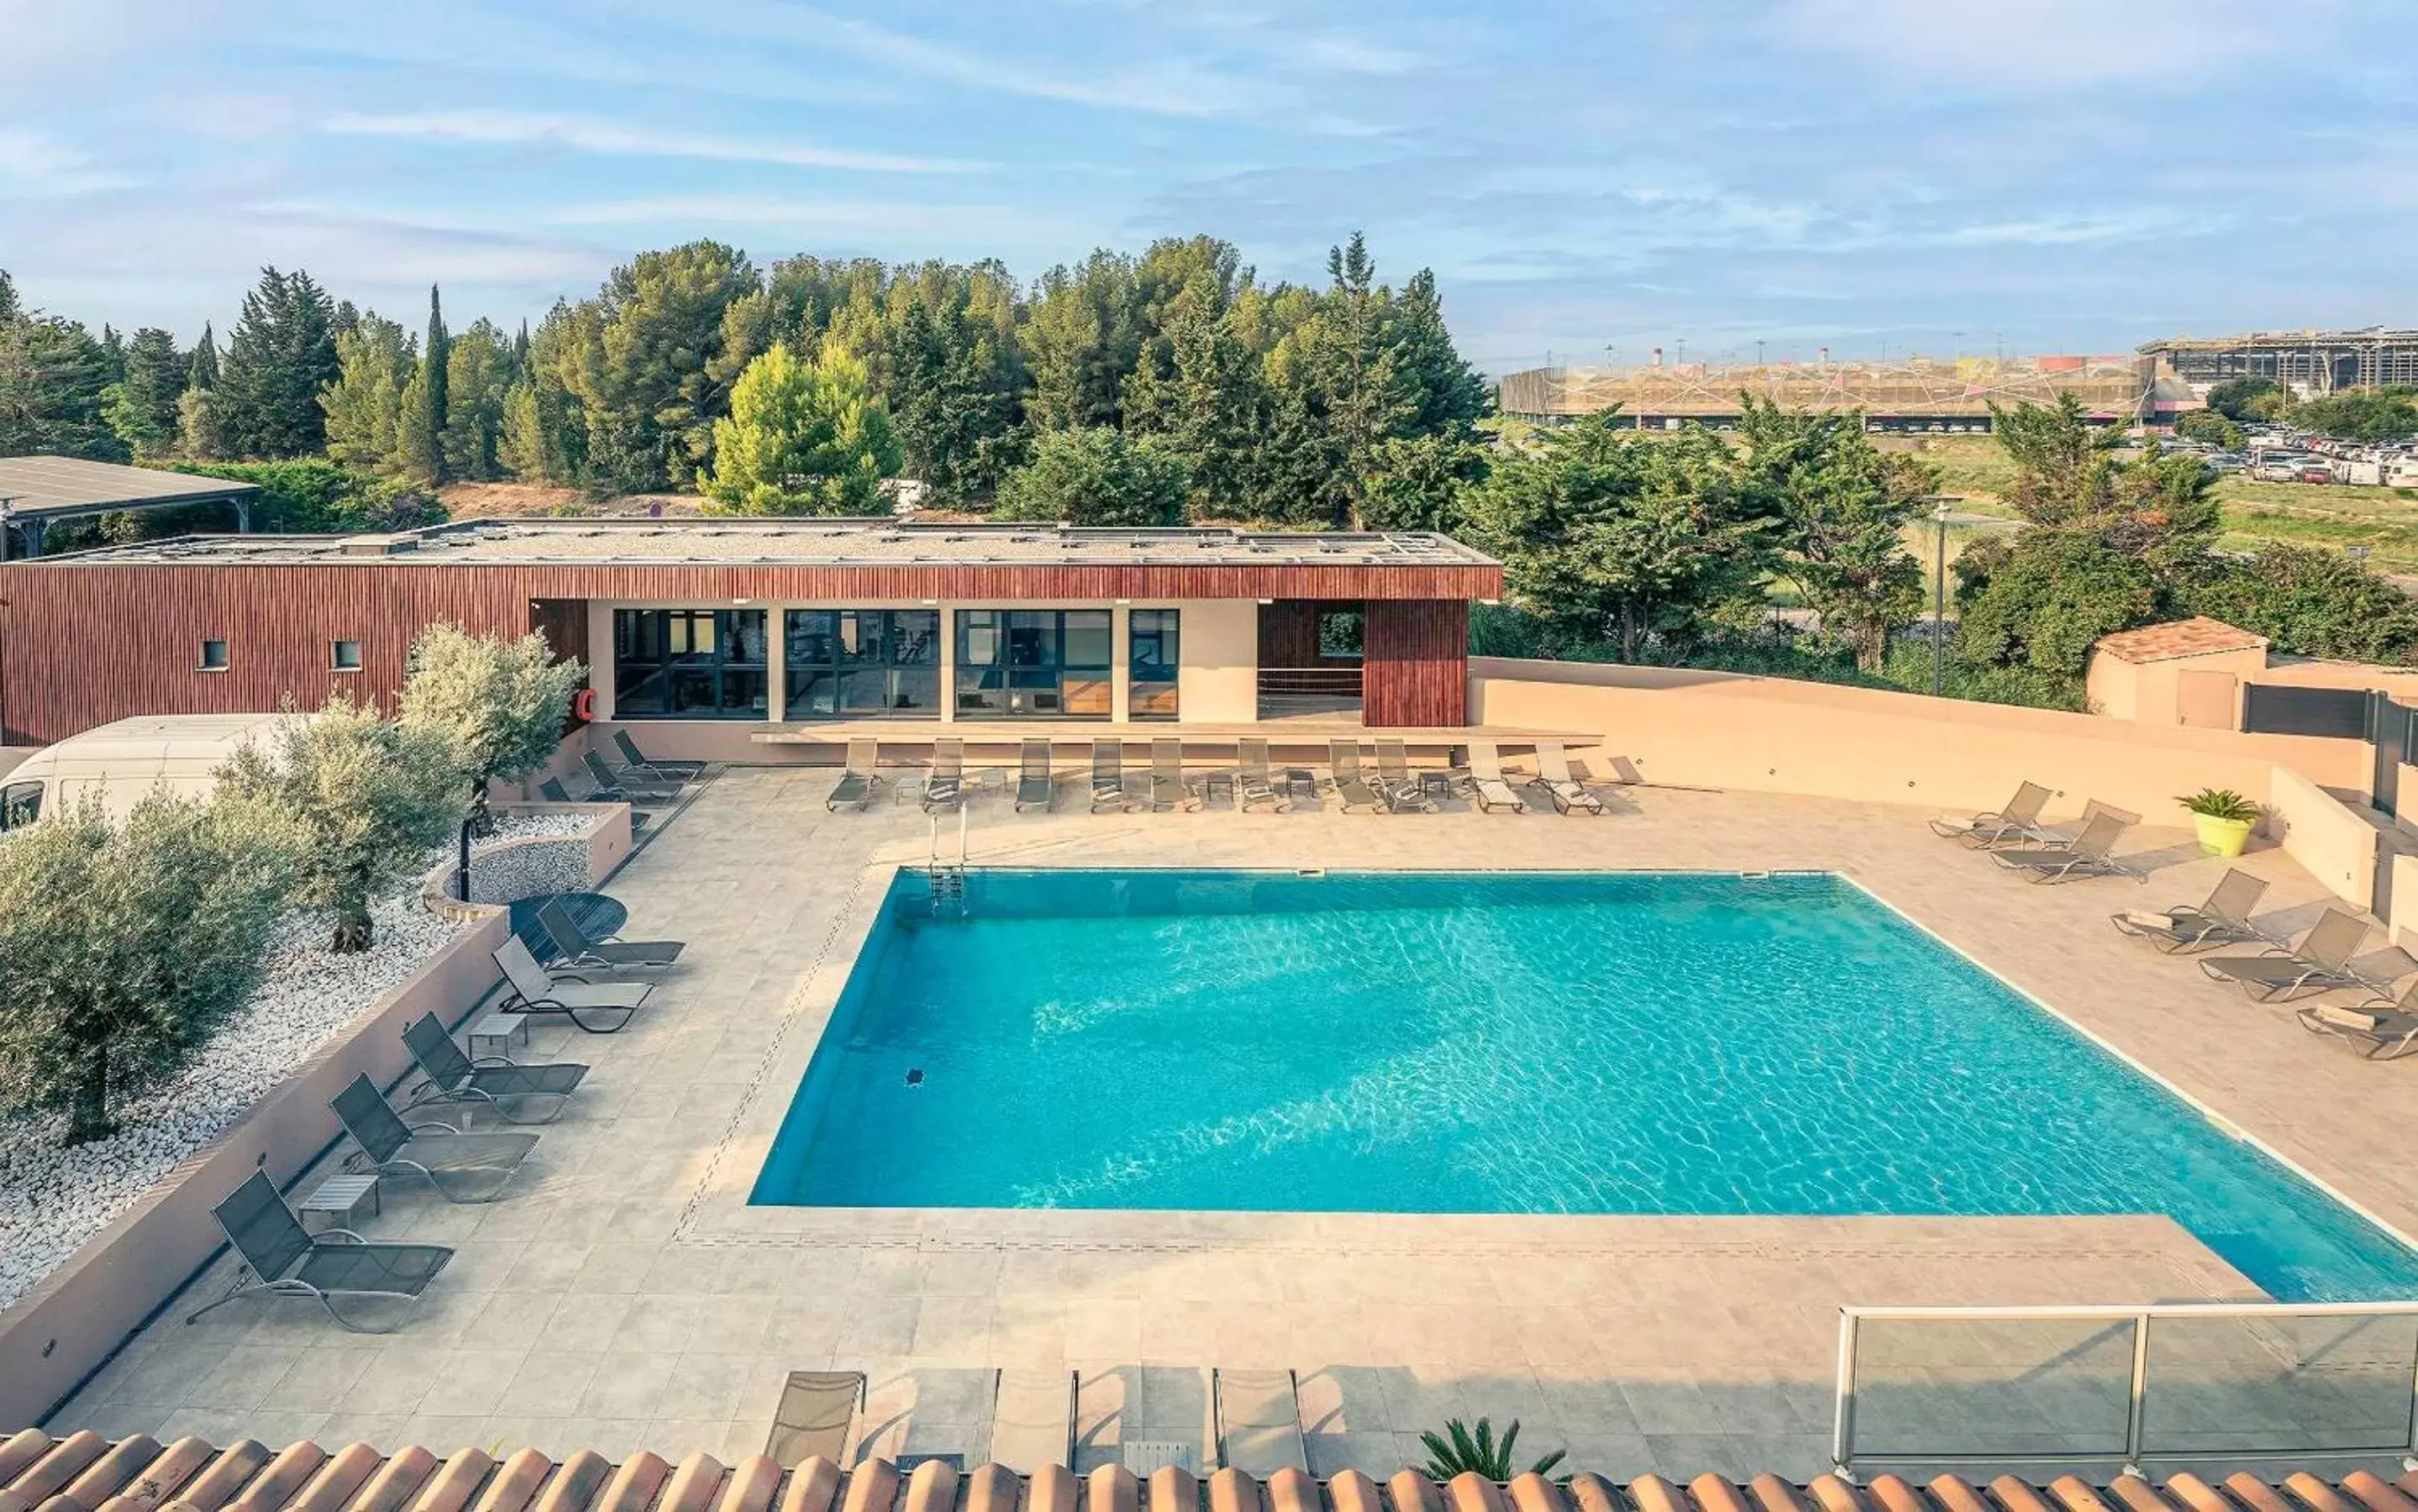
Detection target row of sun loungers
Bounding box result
[190,891,690,1332]
[540,731,709,807]
[825,737,1610,816]
[1931,782,2147,883]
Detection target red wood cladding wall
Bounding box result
[1362,599,1470,727]
[1254,600,1369,669]
[0,559,1496,743]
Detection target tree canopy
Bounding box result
[699,339,901,515]
[995,425,1190,527]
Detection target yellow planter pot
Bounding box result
[2194,813,2254,857]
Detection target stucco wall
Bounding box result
[1175,598,1259,723]
[1469,657,2367,824]
[2265,764,2381,911]
[2086,645,2266,728]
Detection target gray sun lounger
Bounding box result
[611,728,707,780]
[539,895,684,971]
[767,1369,865,1467]
[1930,780,2053,847]
[922,738,965,814]
[1374,738,1434,812]
[825,738,881,812]
[332,1074,539,1204]
[2300,981,2418,1060]
[2110,869,2271,953]
[1530,741,1606,814]
[1989,811,2142,883]
[185,1172,452,1333]
[1464,742,1527,814]
[401,1011,586,1124]
[1149,738,1199,811]
[1237,738,1287,812]
[496,934,653,1032]
[989,1368,1077,1473]
[1216,1368,1310,1475]
[1092,739,1131,812]
[1328,740,1385,812]
[2200,907,2373,1000]
[582,749,679,802]
[1017,738,1054,811]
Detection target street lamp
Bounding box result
[1925,496,1967,696]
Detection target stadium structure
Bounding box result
[1496,352,2200,432]
[2137,328,2418,393]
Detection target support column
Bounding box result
[234,497,253,533]
[1110,605,1132,723]
[938,604,957,723]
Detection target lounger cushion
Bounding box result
[2310,1005,2383,1032]
[2119,909,2179,930]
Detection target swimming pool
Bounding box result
[752,868,2418,1302]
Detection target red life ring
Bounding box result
[571,688,597,722]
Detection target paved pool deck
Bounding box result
[42,767,2418,1479]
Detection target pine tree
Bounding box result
[555,241,758,491]
[699,339,901,515]
[100,327,188,458]
[419,284,449,484]
[398,362,437,486]
[187,323,218,390]
[441,320,512,480]
[1391,270,1487,434]
[217,267,340,458]
[0,288,128,461]
[320,312,413,473]
[0,270,19,323]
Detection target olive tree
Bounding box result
[398,624,586,833]
[218,696,469,952]
[0,789,297,1146]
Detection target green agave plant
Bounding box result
[2176,786,2261,823]
[1418,1417,1567,1482]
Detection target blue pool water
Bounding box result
[752,868,2418,1301]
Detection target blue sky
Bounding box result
[2,0,2410,375]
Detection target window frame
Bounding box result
[1128,608,1180,721]
[954,608,1114,719]
[0,780,40,832]
[781,608,942,721]
[198,638,230,672]
[612,608,770,720]
[329,638,364,673]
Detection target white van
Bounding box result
[0,712,298,832]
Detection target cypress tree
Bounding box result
[187,323,218,389]
[417,285,449,485]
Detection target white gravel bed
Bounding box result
[0,821,582,1313]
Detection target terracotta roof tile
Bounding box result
[2093,617,2268,664]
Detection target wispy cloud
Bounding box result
[1772,0,2321,87]
[796,8,1259,117]
[320,108,986,174]
[0,128,136,197]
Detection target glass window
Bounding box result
[955,609,1113,718]
[613,609,770,719]
[1317,610,1364,659]
[198,638,229,671]
[782,610,940,719]
[331,638,363,671]
[1129,609,1180,720]
[0,780,39,832]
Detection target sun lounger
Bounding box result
[1930,780,2053,847]
[2200,907,2373,1000]
[332,1074,538,1203]
[1989,812,2142,883]
[1327,740,1385,812]
[767,1370,865,1468]
[581,749,678,802]
[1237,738,1287,812]
[920,738,965,814]
[1464,742,1527,814]
[539,777,574,803]
[1092,739,1131,812]
[1529,741,1605,815]
[610,728,707,780]
[2110,869,2271,953]
[1149,738,1198,811]
[1215,1368,1309,1475]
[1017,738,1054,811]
[989,1368,1077,1473]
[539,895,684,971]
[185,1172,452,1333]
[400,1011,586,1124]
[2299,981,2418,1060]
[1374,738,1434,812]
[495,935,652,1032]
[824,738,881,811]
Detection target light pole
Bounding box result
[1925,495,1965,697]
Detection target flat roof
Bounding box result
[0,454,260,519]
[39,516,1499,570]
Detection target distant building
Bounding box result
[1496,353,2197,432]
[2137,328,2418,394]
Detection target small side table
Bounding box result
[297,1173,381,1233]
[468,1011,528,1061]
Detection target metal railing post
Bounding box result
[2123,1311,2153,1474]
[1832,1308,1860,1477]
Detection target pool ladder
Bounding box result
[927,806,969,918]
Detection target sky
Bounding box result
[2,0,2412,377]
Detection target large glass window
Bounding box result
[955,609,1112,718]
[784,610,940,719]
[1129,609,1180,719]
[613,609,768,719]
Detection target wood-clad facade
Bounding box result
[0,541,1501,746]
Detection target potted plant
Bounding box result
[2178,787,2261,857]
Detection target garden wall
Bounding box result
[1469,657,2368,826]
[0,910,508,1431]
[2263,764,2382,913]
